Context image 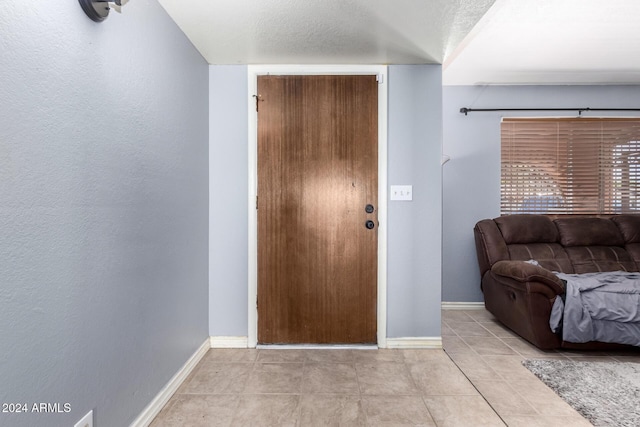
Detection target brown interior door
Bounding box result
[257,75,378,344]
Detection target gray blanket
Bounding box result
[550,271,640,346]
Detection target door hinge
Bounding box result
[256,195,259,210]
[253,94,263,112]
[376,74,384,84]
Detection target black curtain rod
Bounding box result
[459,107,640,116]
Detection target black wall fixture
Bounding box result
[79,0,128,22]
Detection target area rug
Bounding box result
[522,359,640,427]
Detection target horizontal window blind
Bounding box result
[501,118,640,215]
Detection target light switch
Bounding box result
[390,185,412,201]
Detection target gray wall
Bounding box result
[387,66,443,338]
[442,85,640,302]
[0,1,209,426]
[208,64,443,340]
[209,66,249,336]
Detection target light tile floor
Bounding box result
[151,309,640,426]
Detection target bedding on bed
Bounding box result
[550,271,640,346]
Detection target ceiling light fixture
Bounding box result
[79,0,129,22]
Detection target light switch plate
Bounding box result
[390,185,412,201]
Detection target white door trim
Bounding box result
[247,65,388,348]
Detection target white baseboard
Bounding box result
[385,337,442,349]
[212,336,444,349]
[210,336,249,348]
[130,338,209,427]
[441,302,485,310]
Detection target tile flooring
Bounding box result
[150,309,640,426]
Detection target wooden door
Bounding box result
[257,75,378,344]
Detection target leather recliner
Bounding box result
[474,214,640,350]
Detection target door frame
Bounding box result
[247,65,388,348]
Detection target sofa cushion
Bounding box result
[611,215,640,243]
[555,218,624,247]
[506,243,573,273]
[624,243,640,270]
[495,214,558,244]
[474,219,510,277]
[564,246,637,273]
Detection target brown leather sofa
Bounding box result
[474,214,640,350]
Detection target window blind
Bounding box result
[501,118,640,215]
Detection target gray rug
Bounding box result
[522,359,640,427]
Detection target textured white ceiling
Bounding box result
[444,0,640,85]
[158,0,640,85]
[157,0,496,65]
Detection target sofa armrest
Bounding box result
[491,260,565,295]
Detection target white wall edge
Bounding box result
[247,65,388,348]
[130,338,210,427]
[376,66,389,349]
[210,336,250,348]
[247,68,258,348]
[385,337,443,349]
[441,302,485,310]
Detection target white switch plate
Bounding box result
[74,410,93,427]
[390,185,412,201]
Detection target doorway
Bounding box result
[248,65,388,347]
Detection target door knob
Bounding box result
[365,220,375,230]
[365,204,375,213]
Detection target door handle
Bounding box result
[365,220,375,230]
